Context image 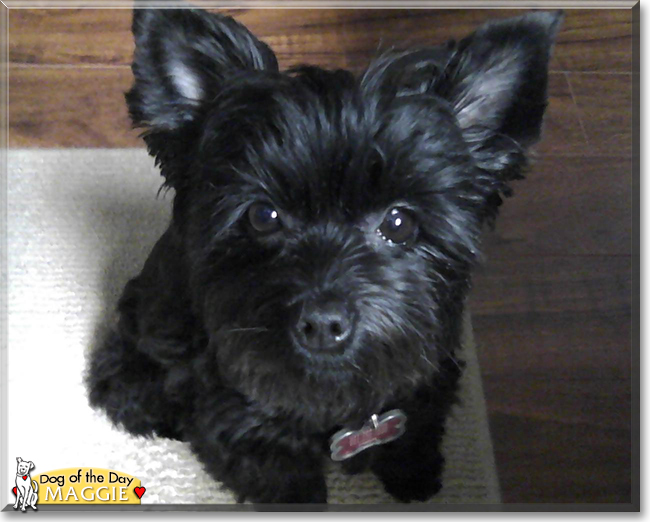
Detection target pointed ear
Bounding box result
[364,11,562,154]
[29,462,34,470]
[16,457,22,463]
[125,8,278,188]
[442,11,563,147]
[126,8,278,132]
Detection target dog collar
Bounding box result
[330,409,407,461]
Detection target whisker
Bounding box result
[223,327,270,334]
[347,360,373,386]
[438,345,463,370]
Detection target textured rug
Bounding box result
[6,149,500,506]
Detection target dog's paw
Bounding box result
[380,472,442,503]
[277,476,327,504]
[373,454,444,503]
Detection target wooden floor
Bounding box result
[7,7,636,505]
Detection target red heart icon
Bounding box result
[12,487,17,496]
[134,486,145,499]
[22,476,27,480]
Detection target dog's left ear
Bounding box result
[29,462,34,470]
[365,11,562,173]
[441,11,563,149]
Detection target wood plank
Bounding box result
[479,156,632,257]
[568,73,633,156]
[229,8,634,74]
[536,73,589,157]
[473,310,631,430]
[469,255,631,316]
[469,254,632,503]
[550,9,632,73]
[9,9,132,65]
[9,8,632,73]
[487,412,631,503]
[9,67,140,148]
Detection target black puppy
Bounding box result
[87,7,562,503]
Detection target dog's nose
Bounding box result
[294,299,354,352]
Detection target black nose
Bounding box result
[294,299,354,352]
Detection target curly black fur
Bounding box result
[87,7,562,504]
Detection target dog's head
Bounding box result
[16,458,34,475]
[126,8,561,427]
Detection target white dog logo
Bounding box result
[13,457,38,511]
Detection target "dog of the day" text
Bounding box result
[33,467,143,505]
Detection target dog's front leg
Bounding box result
[20,487,28,511]
[12,488,19,509]
[370,412,446,503]
[371,361,463,503]
[188,390,327,504]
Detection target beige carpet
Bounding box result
[6,149,500,506]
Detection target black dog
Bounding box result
[87,7,562,503]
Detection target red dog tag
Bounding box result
[330,409,407,461]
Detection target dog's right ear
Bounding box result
[126,8,278,188]
[16,457,21,463]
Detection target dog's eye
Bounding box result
[378,208,417,244]
[248,203,282,233]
